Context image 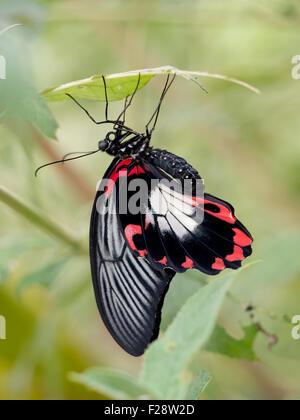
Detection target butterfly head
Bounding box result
[98,131,119,154]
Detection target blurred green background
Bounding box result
[0,0,300,400]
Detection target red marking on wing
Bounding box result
[203,199,237,224]
[124,224,147,258]
[233,228,252,247]
[181,195,236,224]
[104,183,113,199]
[105,170,127,197]
[110,168,128,183]
[128,165,146,176]
[115,158,132,171]
[105,158,132,197]
[181,257,194,269]
[225,245,244,262]
[156,256,168,265]
[138,250,148,258]
[212,258,225,270]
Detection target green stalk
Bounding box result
[0,185,88,254]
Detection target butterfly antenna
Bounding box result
[146,74,176,137]
[122,96,129,124]
[62,150,100,161]
[35,150,99,177]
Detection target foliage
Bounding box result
[42,66,259,102]
[70,369,154,400]
[205,324,259,361]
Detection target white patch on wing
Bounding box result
[150,185,168,215]
[167,206,199,232]
[161,188,196,216]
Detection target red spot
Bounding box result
[226,245,244,262]
[181,195,236,224]
[124,224,142,245]
[212,258,225,270]
[181,257,194,269]
[138,249,148,258]
[233,228,252,247]
[203,199,236,224]
[156,256,167,265]
[124,224,147,258]
[128,166,145,176]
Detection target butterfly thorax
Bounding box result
[100,130,150,158]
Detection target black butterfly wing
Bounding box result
[118,159,253,276]
[90,158,174,357]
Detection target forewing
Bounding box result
[90,158,174,357]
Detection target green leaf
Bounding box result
[42,73,154,102]
[205,324,259,361]
[161,274,206,331]
[184,370,212,400]
[69,368,153,400]
[20,84,59,139]
[17,258,69,296]
[42,65,260,102]
[0,24,58,139]
[140,271,236,400]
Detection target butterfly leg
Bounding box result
[102,74,109,121]
[114,73,141,129]
[65,93,140,135]
[145,74,176,138]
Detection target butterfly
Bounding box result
[36,74,253,357]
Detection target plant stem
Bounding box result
[0,185,88,254]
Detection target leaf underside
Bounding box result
[42,65,260,103]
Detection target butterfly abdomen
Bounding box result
[146,148,201,180]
